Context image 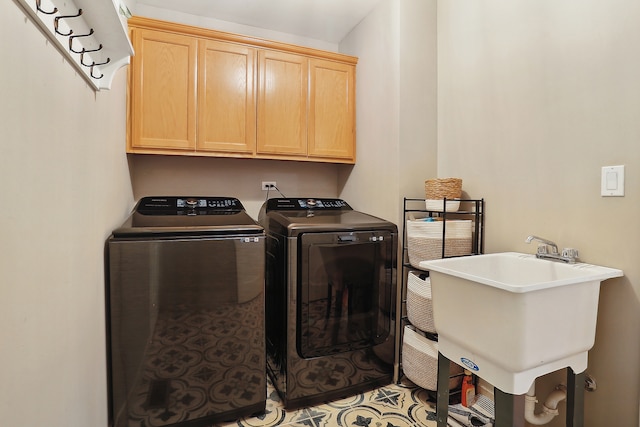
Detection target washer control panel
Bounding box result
[175,198,240,209]
[137,197,243,214]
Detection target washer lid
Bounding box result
[112,196,263,237]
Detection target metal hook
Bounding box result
[79,48,105,67]
[93,58,111,67]
[80,51,108,68]
[89,58,110,79]
[69,28,94,54]
[35,0,57,14]
[81,44,103,54]
[90,65,104,79]
[54,9,83,36]
[80,51,92,67]
[83,56,110,79]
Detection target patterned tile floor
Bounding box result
[115,298,494,427]
[215,376,442,427]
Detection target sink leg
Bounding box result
[494,388,525,427]
[567,368,586,427]
[436,352,450,427]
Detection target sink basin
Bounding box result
[420,252,623,394]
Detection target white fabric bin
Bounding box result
[402,326,462,391]
[406,219,472,268]
[406,271,435,334]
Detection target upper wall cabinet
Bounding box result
[126,17,357,164]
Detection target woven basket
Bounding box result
[406,219,472,268]
[402,326,463,391]
[407,272,435,334]
[425,178,463,200]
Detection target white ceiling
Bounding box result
[134,0,382,43]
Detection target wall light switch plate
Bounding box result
[601,165,625,197]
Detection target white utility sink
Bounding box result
[420,252,623,395]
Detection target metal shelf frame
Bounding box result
[395,197,485,386]
[402,197,485,263]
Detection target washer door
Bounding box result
[297,230,394,358]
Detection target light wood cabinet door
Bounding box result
[308,59,356,162]
[130,28,197,151]
[257,50,308,156]
[198,40,257,154]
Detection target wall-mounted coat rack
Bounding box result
[16,0,134,91]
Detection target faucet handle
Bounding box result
[561,248,579,259]
[536,244,558,255]
[526,235,559,254]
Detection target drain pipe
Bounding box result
[524,382,567,425]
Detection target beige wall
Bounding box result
[130,155,339,219]
[438,1,640,425]
[0,3,134,426]
[399,0,438,201]
[339,0,438,225]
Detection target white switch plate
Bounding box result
[601,165,625,196]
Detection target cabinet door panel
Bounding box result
[257,50,307,156]
[308,59,355,161]
[130,29,197,151]
[198,40,256,154]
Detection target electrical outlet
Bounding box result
[261,181,277,191]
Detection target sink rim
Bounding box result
[420,251,623,293]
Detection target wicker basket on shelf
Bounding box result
[425,178,463,212]
[425,178,462,200]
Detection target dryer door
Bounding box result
[297,230,394,358]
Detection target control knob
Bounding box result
[185,199,199,209]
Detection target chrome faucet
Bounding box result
[525,235,579,263]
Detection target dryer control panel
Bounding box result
[265,198,352,211]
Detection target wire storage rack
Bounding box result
[396,197,485,400]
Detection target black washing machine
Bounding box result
[107,196,265,427]
[258,198,398,409]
